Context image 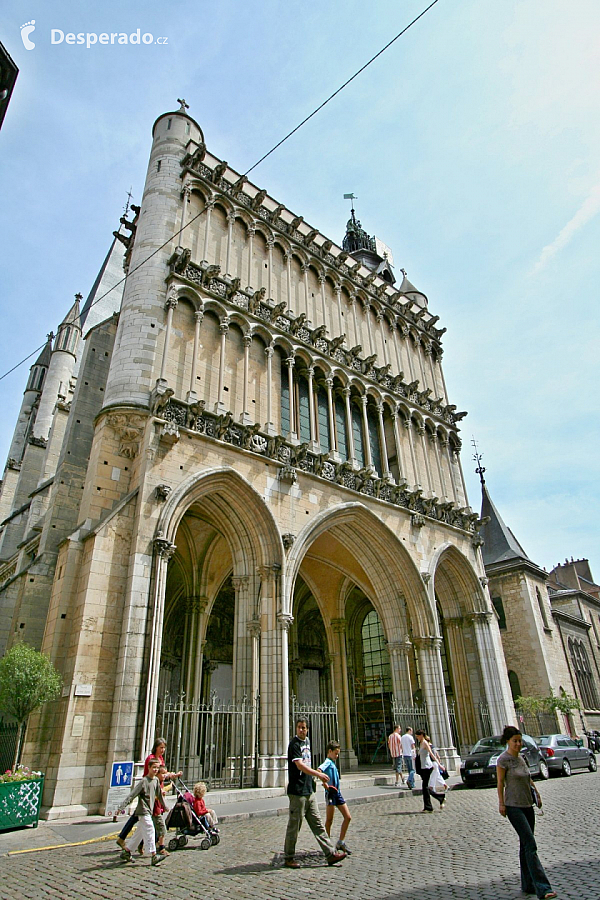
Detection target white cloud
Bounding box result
[530,180,600,274]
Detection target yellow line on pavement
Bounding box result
[7,832,120,855]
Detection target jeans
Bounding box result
[505,806,552,898]
[118,813,138,840]
[403,755,415,788]
[420,766,445,810]
[284,793,336,860]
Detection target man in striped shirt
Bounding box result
[388,725,404,785]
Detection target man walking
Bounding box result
[401,726,416,790]
[284,717,347,869]
[388,724,404,786]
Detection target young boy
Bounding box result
[119,759,166,866]
[153,765,169,857]
[318,740,352,856]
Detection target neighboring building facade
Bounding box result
[479,479,600,735]
[0,40,18,133]
[0,104,514,818]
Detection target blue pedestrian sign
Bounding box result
[110,761,133,788]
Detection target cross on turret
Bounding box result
[177,98,189,112]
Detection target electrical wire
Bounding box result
[0,0,441,384]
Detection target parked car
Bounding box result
[460,734,549,786]
[537,734,597,776]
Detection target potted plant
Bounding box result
[0,765,45,830]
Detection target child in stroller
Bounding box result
[164,779,221,851]
[192,781,219,831]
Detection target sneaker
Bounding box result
[120,849,134,863]
[151,853,163,866]
[439,799,446,810]
[336,840,352,856]
[116,837,126,850]
[327,851,347,866]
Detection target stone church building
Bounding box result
[0,103,518,817]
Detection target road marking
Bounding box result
[7,832,120,855]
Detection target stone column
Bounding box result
[392,410,407,483]
[443,615,477,745]
[405,418,419,488]
[441,436,459,504]
[436,349,448,404]
[454,443,468,507]
[350,296,359,346]
[307,365,318,449]
[191,598,209,702]
[267,238,274,298]
[361,395,373,470]
[393,318,404,374]
[241,333,252,424]
[325,376,339,458]
[387,639,413,704]
[302,264,310,320]
[469,611,515,732]
[425,342,439,398]
[246,223,256,290]
[403,326,415,381]
[177,183,191,248]
[225,211,235,277]
[334,285,343,334]
[141,535,176,757]
[285,252,293,314]
[364,302,375,355]
[215,319,229,413]
[343,387,357,467]
[417,424,434,495]
[377,402,392,481]
[319,275,327,329]
[264,344,275,435]
[158,289,178,385]
[201,196,215,264]
[257,565,288,787]
[331,618,358,768]
[431,432,448,501]
[286,357,297,441]
[378,313,390,366]
[413,636,459,772]
[231,575,253,701]
[187,310,204,403]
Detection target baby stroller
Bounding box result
[164,779,221,852]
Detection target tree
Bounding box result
[0,643,62,769]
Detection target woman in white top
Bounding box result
[415,730,445,812]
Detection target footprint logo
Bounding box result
[20,20,36,50]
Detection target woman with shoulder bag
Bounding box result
[415,730,446,812]
[496,725,556,900]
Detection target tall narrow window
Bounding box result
[280,362,290,433]
[297,377,310,443]
[492,596,507,630]
[316,386,329,453]
[368,407,382,476]
[535,587,550,630]
[334,396,347,460]
[351,405,364,467]
[361,609,391,694]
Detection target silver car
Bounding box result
[537,734,597,776]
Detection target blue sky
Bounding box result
[1,0,599,577]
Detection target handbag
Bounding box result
[439,766,449,780]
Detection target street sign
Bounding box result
[110,761,133,788]
[105,761,135,817]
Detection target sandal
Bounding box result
[542,893,557,899]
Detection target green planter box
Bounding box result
[0,776,44,831]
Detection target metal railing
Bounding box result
[516,710,559,738]
[156,693,259,789]
[478,699,493,737]
[290,696,338,768]
[391,700,429,738]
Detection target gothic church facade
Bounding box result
[0,105,515,817]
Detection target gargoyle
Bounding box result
[211,160,227,182]
[269,203,285,220]
[407,380,420,393]
[310,324,327,342]
[427,315,440,327]
[320,240,332,253]
[185,400,205,429]
[152,387,174,416]
[270,301,287,320]
[349,262,361,276]
[291,442,310,465]
[243,422,262,449]
[336,252,349,264]
[216,411,234,439]
[191,143,206,166]
[375,364,392,379]
[202,264,221,284]
[304,228,319,245]
[390,374,405,391]
[362,354,377,373]
[168,246,191,273]
[418,388,432,402]
[289,313,307,334]
[347,344,362,359]
[250,189,267,210]
[248,287,266,313]
[453,411,468,421]
[290,215,304,230]
[231,175,247,194]
[328,334,346,352]
[226,277,241,299]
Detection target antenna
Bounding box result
[123,187,134,218]
[471,437,486,485]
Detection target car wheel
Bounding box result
[561,758,571,777]
[588,755,597,772]
[537,760,550,780]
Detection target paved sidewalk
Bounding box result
[0,770,458,856]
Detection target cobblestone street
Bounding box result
[2,771,599,900]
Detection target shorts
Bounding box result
[392,757,403,773]
[152,813,166,840]
[325,789,346,807]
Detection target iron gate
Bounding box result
[391,699,460,752]
[156,693,259,789]
[290,696,338,768]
